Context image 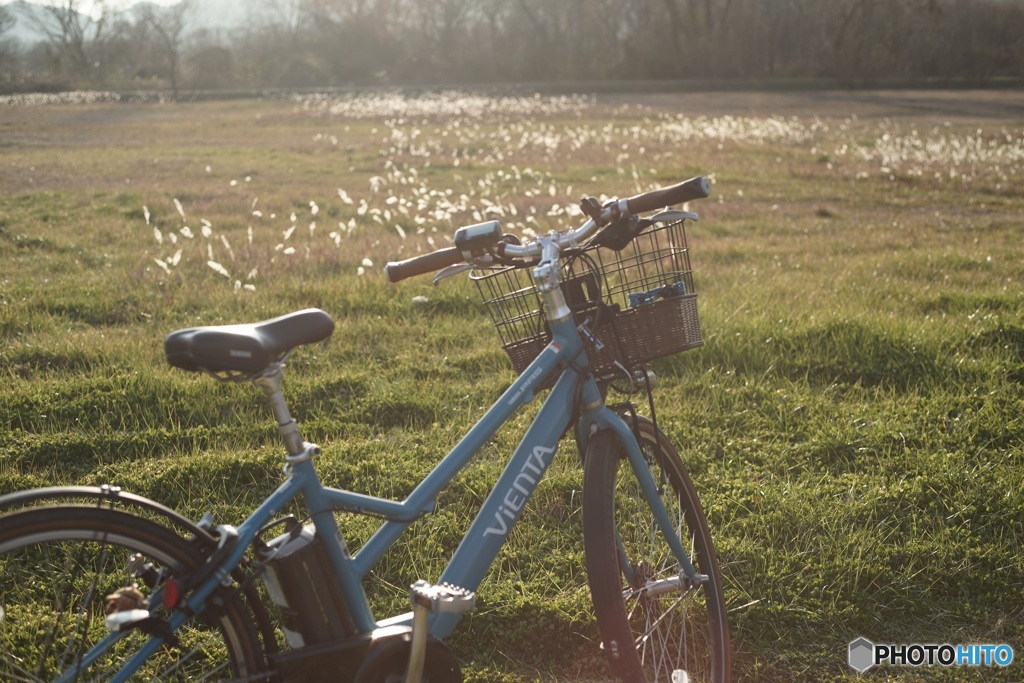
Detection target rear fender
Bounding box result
[0,484,280,656]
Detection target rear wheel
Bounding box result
[583,417,730,682]
[0,505,266,682]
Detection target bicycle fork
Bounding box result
[582,407,704,591]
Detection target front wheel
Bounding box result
[0,505,266,682]
[583,417,730,683]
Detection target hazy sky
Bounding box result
[3,0,183,18]
[3,0,245,30]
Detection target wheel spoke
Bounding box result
[584,418,729,682]
[0,506,263,682]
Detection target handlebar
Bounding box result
[383,176,710,282]
[625,176,711,215]
[384,246,462,283]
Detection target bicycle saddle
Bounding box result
[165,308,335,374]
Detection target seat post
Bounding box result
[252,364,305,457]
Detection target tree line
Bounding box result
[1,0,1023,95]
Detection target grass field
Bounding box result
[1,88,1022,681]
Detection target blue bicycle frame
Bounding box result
[84,301,696,683]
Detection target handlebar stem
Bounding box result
[532,235,572,322]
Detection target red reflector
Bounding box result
[161,579,182,610]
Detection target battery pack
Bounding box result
[259,523,356,648]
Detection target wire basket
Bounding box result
[472,218,702,383]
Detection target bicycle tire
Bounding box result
[583,417,730,683]
[0,505,266,682]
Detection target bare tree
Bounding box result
[185,42,235,90]
[21,0,114,85]
[935,0,1024,83]
[0,5,15,83]
[0,5,12,37]
[258,0,324,86]
[402,0,475,80]
[647,0,747,77]
[299,0,413,83]
[263,0,314,42]
[139,0,191,98]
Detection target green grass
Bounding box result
[1,90,1022,681]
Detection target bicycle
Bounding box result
[0,176,729,683]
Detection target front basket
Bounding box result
[473,217,703,381]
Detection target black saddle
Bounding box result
[165,308,335,374]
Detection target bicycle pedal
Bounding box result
[409,580,475,615]
[104,608,152,632]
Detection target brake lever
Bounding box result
[649,209,699,223]
[432,262,471,282]
[432,262,474,285]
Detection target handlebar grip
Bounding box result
[625,176,712,215]
[384,247,462,283]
